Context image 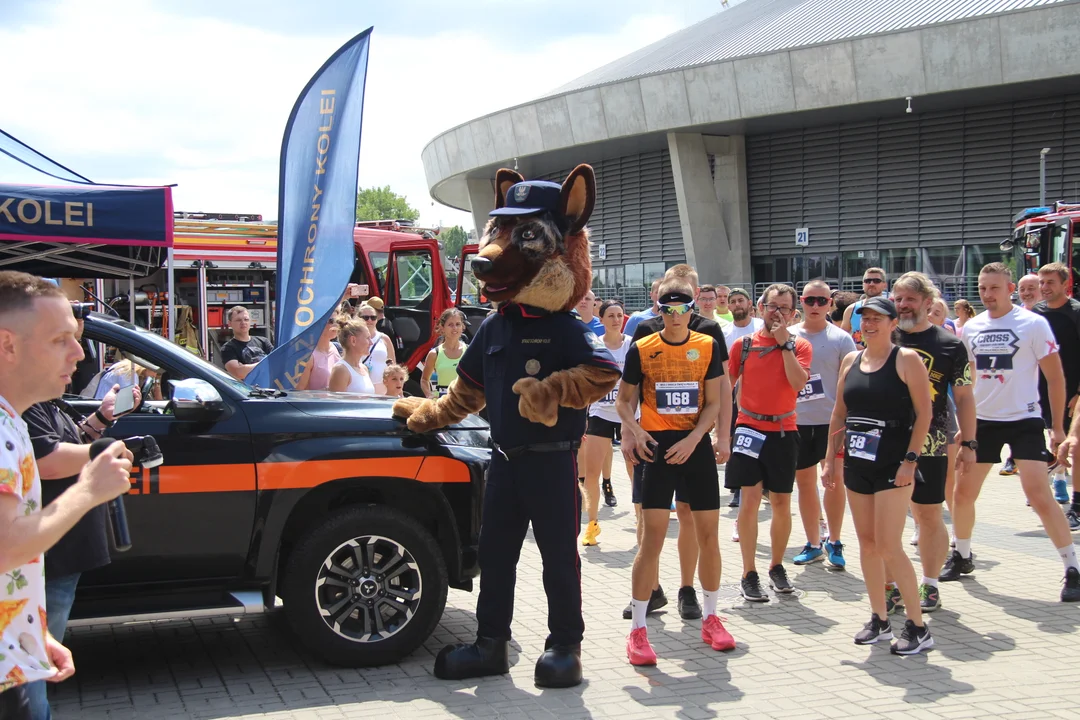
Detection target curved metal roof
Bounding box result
[547,0,1075,97]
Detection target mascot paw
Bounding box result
[512,377,559,428]
[392,396,441,433]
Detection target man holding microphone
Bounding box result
[0,272,132,719]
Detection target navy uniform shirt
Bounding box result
[457,303,620,448]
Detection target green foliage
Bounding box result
[355,186,420,222]
[439,225,469,259]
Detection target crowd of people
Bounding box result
[573,261,1080,666]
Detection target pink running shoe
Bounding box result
[626,627,658,666]
[701,615,735,651]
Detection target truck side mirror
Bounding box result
[168,378,226,422]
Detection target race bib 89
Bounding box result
[732,426,767,459]
[655,381,699,415]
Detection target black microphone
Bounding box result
[88,437,145,553]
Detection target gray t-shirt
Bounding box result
[790,322,857,426]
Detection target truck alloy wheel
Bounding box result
[282,506,448,667]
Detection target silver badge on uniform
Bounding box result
[514,184,530,203]
[525,359,541,375]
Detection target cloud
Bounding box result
[0,0,689,230]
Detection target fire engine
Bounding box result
[1002,201,1080,295]
[160,214,485,394]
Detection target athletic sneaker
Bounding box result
[1066,508,1080,531]
[1053,476,1070,504]
[728,489,741,508]
[891,619,934,655]
[602,479,617,507]
[678,586,702,620]
[622,586,668,619]
[910,524,920,546]
[626,627,658,666]
[768,564,794,594]
[825,540,846,569]
[940,550,976,581]
[582,520,601,546]
[1062,567,1080,602]
[731,521,740,542]
[793,544,824,565]
[853,614,893,645]
[1000,457,1018,476]
[741,571,768,602]
[885,586,903,614]
[919,583,941,612]
[701,615,735,651]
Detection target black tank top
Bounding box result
[842,346,914,469]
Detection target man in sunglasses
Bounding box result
[789,281,856,569]
[618,278,733,665]
[842,267,888,347]
[726,284,812,601]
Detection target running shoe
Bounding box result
[825,540,846,569]
[890,620,934,655]
[885,585,903,614]
[678,586,702,620]
[819,519,829,543]
[582,520,601,546]
[602,479,618,507]
[853,614,893,645]
[728,489,740,508]
[731,521,740,542]
[1066,508,1080,531]
[793,544,824,565]
[626,627,658,666]
[919,583,941,612]
[999,457,1018,476]
[741,571,768,602]
[1063,567,1080,603]
[701,615,736,651]
[940,550,976,581]
[1054,476,1070,504]
[910,524,920,546]
[768,564,794,594]
[622,586,668,619]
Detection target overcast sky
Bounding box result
[0,0,728,231]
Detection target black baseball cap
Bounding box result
[855,296,897,319]
[489,181,563,217]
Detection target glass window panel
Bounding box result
[807,255,823,281]
[824,254,840,281]
[791,255,806,282]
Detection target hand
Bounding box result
[1057,435,1078,470]
[772,321,791,345]
[894,461,916,488]
[98,384,121,421]
[45,634,74,682]
[1051,427,1066,456]
[956,446,976,477]
[665,435,700,465]
[78,440,132,505]
[620,424,639,463]
[712,435,731,465]
[632,428,658,464]
[821,457,835,489]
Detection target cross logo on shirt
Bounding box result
[1047,340,1060,354]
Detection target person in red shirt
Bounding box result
[726,284,812,601]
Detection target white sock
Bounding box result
[886,581,897,590]
[809,543,821,549]
[703,588,718,617]
[955,538,972,558]
[1058,544,1080,574]
[922,576,939,588]
[630,598,649,630]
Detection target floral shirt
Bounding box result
[0,395,54,693]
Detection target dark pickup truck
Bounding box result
[63,313,489,667]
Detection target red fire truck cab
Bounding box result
[1003,201,1080,296]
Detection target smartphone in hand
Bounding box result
[112,385,137,417]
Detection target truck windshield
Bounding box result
[113,322,252,394]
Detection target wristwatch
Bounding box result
[781,339,796,352]
[960,440,979,450]
[903,451,919,463]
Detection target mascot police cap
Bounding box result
[489,180,564,218]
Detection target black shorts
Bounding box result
[912,455,948,505]
[844,462,924,495]
[586,415,619,439]
[632,453,689,505]
[639,433,720,511]
[975,418,1048,464]
[796,424,830,471]
[724,425,799,494]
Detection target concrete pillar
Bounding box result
[466,177,496,240]
[667,132,752,287]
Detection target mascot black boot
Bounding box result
[392,164,620,688]
[433,636,509,680]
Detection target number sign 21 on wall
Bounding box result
[795,227,809,247]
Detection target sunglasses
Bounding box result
[801,296,830,307]
[659,302,694,316]
[360,314,377,320]
[863,278,884,285]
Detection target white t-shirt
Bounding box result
[590,335,633,423]
[364,332,390,384]
[961,306,1058,422]
[0,395,55,692]
[790,322,858,426]
[723,318,764,351]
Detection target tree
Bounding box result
[440,225,469,259]
[355,185,420,222]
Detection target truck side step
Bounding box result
[67,590,266,628]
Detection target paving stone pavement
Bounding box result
[51,459,1080,720]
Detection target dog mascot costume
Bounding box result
[393,164,620,688]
